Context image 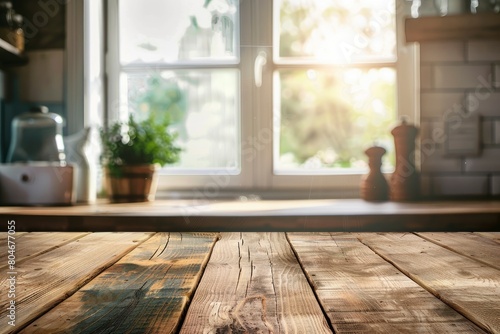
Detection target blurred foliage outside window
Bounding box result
[119,0,397,174]
[275,0,397,173]
[119,0,240,172]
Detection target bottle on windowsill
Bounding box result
[390,118,420,202]
[361,145,389,202]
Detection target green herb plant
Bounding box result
[100,115,181,177]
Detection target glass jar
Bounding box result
[471,0,500,13]
[6,106,66,163]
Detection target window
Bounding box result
[274,1,397,174]
[107,0,418,197]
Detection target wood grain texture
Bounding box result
[3,200,500,232]
[475,232,500,244]
[287,232,485,333]
[22,233,218,334]
[417,232,500,270]
[0,232,26,242]
[180,232,332,333]
[405,13,500,42]
[0,232,152,334]
[358,233,500,334]
[0,232,89,269]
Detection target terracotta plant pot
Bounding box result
[104,164,159,203]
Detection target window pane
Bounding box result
[124,70,240,172]
[277,0,396,63]
[274,68,396,174]
[119,0,239,64]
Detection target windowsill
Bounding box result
[2,198,499,232]
[155,188,362,200]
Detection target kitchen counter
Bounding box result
[1,199,499,232]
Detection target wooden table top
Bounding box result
[1,232,499,333]
[2,199,500,231]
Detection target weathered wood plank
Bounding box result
[180,232,332,333]
[287,232,485,334]
[475,232,500,244]
[0,232,90,270]
[21,232,218,334]
[358,233,500,334]
[405,13,500,43]
[417,232,500,270]
[0,232,153,334]
[0,232,25,257]
[0,232,26,254]
[0,232,26,242]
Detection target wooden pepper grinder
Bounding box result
[390,119,420,201]
[361,146,389,201]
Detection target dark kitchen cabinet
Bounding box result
[0,37,28,162]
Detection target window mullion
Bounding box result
[252,0,274,190]
[106,0,121,123]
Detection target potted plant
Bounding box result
[100,114,181,202]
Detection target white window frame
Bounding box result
[106,0,254,195]
[254,0,420,195]
[100,0,418,198]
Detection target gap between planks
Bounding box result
[175,232,221,332]
[21,232,219,334]
[357,233,500,334]
[7,232,497,333]
[287,232,486,333]
[284,232,336,332]
[179,232,333,333]
[415,232,500,271]
[0,232,155,334]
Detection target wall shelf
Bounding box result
[0,38,28,66]
[405,13,500,43]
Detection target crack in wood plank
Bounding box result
[148,232,170,260]
[180,233,332,333]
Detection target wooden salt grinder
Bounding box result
[390,119,420,201]
[361,146,389,201]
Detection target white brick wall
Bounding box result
[483,120,493,145]
[466,92,500,116]
[420,65,433,90]
[421,152,463,173]
[464,148,500,172]
[434,65,492,89]
[419,40,500,197]
[495,64,500,89]
[420,92,465,118]
[492,175,500,196]
[431,175,489,196]
[421,41,465,62]
[495,121,500,144]
[467,40,500,62]
[420,175,432,197]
